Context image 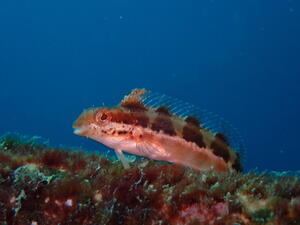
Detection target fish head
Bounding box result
[73,107,114,138]
[73,107,138,151]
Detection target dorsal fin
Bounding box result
[120,89,148,111]
[139,90,246,160]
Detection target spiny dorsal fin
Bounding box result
[120,89,148,111]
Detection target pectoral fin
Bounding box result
[136,139,169,160]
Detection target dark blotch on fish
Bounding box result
[121,103,147,112]
[111,111,149,128]
[210,140,230,162]
[232,153,243,172]
[151,117,176,136]
[135,114,149,128]
[182,125,206,148]
[215,133,229,145]
[185,116,201,128]
[155,106,172,116]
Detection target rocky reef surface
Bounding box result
[0,133,299,225]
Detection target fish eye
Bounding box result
[100,113,108,120]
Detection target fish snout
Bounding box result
[73,127,86,136]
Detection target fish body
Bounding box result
[73,89,243,172]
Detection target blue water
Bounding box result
[0,1,299,171]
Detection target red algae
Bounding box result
[40,150,69,169]
[0,133,299,225]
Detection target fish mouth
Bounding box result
[73,127,86,136]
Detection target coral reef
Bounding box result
[0,133,299,225]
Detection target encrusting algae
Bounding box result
[0,133,299,225]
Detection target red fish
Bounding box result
[73,89,243,172]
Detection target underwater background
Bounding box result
[0,0,299,172]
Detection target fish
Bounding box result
[73,89,244,172]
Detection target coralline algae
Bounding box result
[0,133,299,225]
